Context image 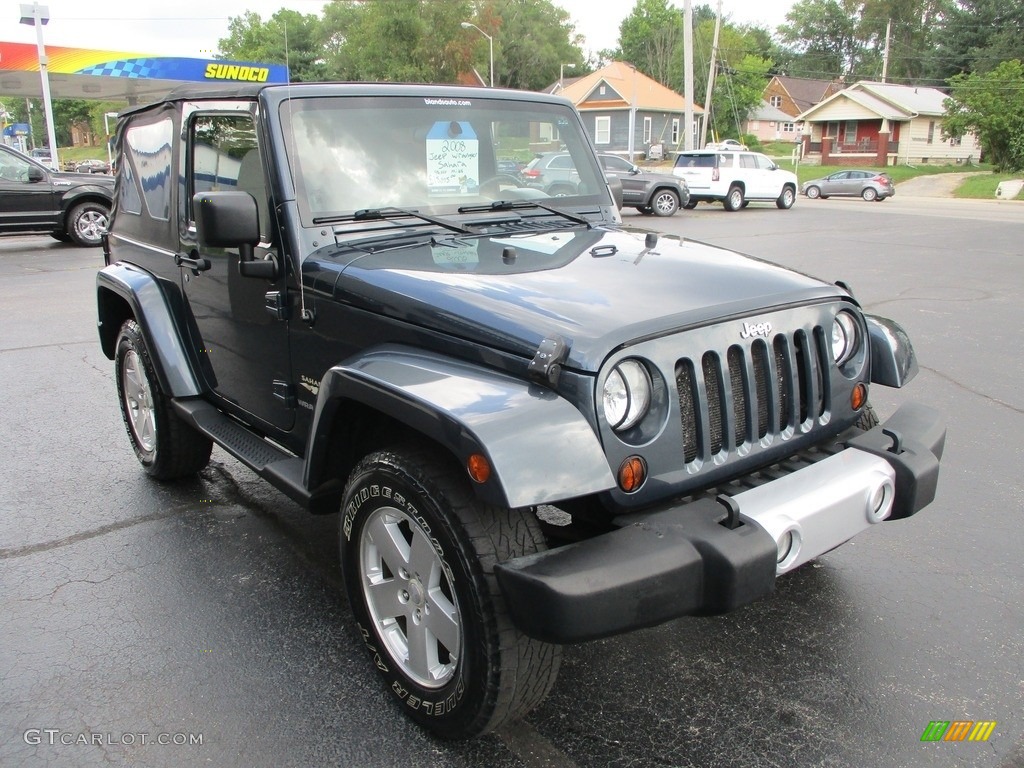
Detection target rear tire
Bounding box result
[340,444,561,739]
[862,187,878,202]
[724,185,744,212]
[115,320,212,479]
[683,200,698,209]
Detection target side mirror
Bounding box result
[193,191,277,279]
[630,166,641,176]
[27,166,45,182]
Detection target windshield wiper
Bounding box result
[314,206,472,234]
[457,199,593,228]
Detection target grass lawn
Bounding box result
[954,173,1024,200]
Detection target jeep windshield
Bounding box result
[278,95,608,226]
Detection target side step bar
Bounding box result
[172,398,342,514]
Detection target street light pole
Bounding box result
[460,21,493,87]
[20,2,59,170]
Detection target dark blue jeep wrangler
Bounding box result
[97,83,944,739]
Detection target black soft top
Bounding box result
[120,81,569,118]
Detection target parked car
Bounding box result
[521,151,582,195]
[802,170,895,201]
[496,158,525,178]
[672,149,798,211]
[75,158,111,174]
[597,153,689,216]
[0,143,114,246]
[98,81,944,740]
[29,147,52,162]
[705,138,748,151]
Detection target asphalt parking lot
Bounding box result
[2,194,1022,767]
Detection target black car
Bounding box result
[597,153,690,215]
[97,82,944,740]
[0,144,114,246]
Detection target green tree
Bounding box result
[943,59,1024,171]
[52,99,92,147]
[219,9,327,82]
[322,0,475,83]
[932,0,1024,80]
[778,0,866,78]
[489,0,586,90]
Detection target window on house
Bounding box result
[842,121,857,144]
[782,122,795,133]
[595,116,610,144]
[949,135,962,147]
[643,116,652,144]
[599,85,606,96]
[770,95,782,108]
[927,121,935,144]
[671,118,679,144]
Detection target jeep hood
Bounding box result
[316,227,845,372]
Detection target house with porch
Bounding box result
[551,61,704,161]
[796,81,979,166]
[745,76,841,143]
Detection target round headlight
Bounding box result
[602,360,652,431]
[831,311,859,366]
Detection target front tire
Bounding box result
[651,189,679,216]
[805,185,821,199]
[340,444,561,739]
[724,185,744,212]
[115,320,212,479]
[67,200,110,247]
[776,186,796,209]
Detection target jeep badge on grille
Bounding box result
[741,321,772,338]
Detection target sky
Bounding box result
[0,1,794,60]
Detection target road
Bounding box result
[1,195,1022,767]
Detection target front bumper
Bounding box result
[495,403,945,643]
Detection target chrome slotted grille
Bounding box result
[675,328,830,465]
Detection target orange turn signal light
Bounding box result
[467,453,491,484]
[851,382,867,411]
[618,456,647,493]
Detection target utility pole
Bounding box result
[881,18,892,83]
[699,0,722,149]
[683,0,694,150]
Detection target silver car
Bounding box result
[802,170,895,201]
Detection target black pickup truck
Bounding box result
[97,83,944,739]
[0,144,112,246]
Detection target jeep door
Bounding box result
[179,106,293,432]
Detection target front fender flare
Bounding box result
[96,263,202,397]
[306,346,616,508]
[865,314,919,388]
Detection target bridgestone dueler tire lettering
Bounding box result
[114,320,212,480]
[339,444,561,739]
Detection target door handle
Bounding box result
[175,251,211,272]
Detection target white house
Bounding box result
[796,81,980,166]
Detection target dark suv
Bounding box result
[97,83,944,740]
[0,144,114,246]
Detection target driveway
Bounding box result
[895,171,988,197]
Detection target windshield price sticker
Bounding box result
[431,240,479,268]
[426,121,479,196]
